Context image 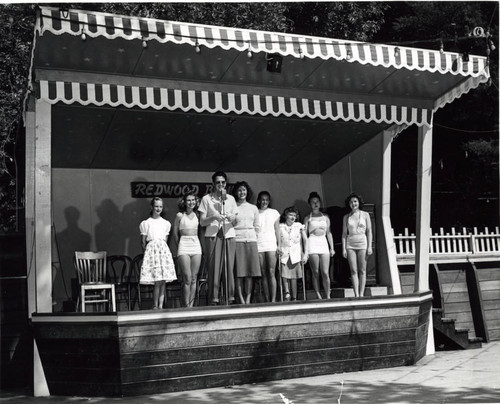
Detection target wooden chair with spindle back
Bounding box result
[74,251,116,312]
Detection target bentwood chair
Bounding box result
[107,255,133,311]
[131,254,155,310]
[131,254,144,309]
[74,251,116,312]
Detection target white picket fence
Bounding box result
[393,226,500,263]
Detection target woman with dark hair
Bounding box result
[173,190,202,307]
[256,191,280,302]
[139,197,177,309]
[232,181,261,304]
[278,206,308,301]
[304,192,335,299]
[342,193,372,297]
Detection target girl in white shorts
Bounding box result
[173,191,202,307]
[304,192,335,299]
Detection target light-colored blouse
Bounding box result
[279,222,304,265]
[234,202,260,242]
[257,208,280,252]
[139,217,171,242]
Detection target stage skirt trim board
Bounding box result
[32,291,432,397]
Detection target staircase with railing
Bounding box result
[393,226,500,348]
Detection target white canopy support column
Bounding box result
[414,122,433,292]
[25,96,53,396]
[25,95,36,318]
[33,98,53,313]
[381,128,402,295]
[414,121,435,356]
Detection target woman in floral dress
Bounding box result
[140,197,177,309]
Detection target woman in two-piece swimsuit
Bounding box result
[173,191,202,307]
[341,193,373,297]
[304,192,335,299]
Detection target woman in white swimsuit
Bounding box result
[341,193,372,297]
[304,192,335,299]
[173,191,202,307]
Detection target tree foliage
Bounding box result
[284,2,389,40]
[0,3,36,231]
[0,2,497,232]
[380,1,498,128]
[384,2,499,229]
[0,2,389,232]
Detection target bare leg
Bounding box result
[347,249,360,297]
[178,255,192,307]
[266,251,277,302]
[309,254,322,299]
[290,279,298,300]
[189,254,202,307]
[244,277,253,304]
[236,277,245,304]
[152,281,160,309]
[283,278,291,301]
[357,249,367,297]
[158,280,166,308]
[278,263,283,302]
[319,254,331,299]
[259,253,270,302]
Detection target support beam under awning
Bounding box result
[415,122,434,292]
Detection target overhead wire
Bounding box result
[434,123,498,134]
[41,7,496,55]
[487,3,498,30]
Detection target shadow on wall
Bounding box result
[54,193,151,310]
[293,199,309,223]
[95,198,126,255]
[122,182,151,259]
[54,206,91,310]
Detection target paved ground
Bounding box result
[1,341,499,403]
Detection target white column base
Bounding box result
[426,308,436,356]
[33,340,50,396]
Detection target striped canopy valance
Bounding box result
[38,80,433,126]
[38,7,489,78]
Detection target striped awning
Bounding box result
[38,80,433,126]
[32,7,491,128]
[434,73,490,111]
[37,7,489,78]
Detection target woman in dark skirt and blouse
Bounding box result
[233,181,261,304]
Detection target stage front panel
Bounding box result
[33,292,432,397]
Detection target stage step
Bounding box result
[267,286,389,302]
[330,286,388,298]
[432,308,483,350]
